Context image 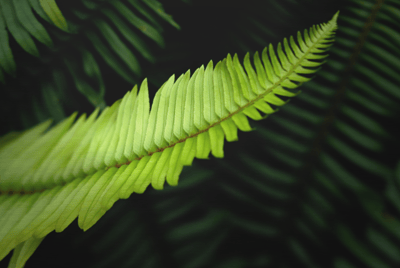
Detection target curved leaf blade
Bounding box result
[39,0,68,31]
[0,12,339,267]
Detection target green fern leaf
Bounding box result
[0,12,338,268]
[38,0,68,32]
[0,0,39,57]
[0,11,16,76]
[0,0,67,79]
[13,0,53,47]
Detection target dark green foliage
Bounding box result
[1,0,400,268]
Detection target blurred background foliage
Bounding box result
[1,0,400,267]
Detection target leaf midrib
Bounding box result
[3,22,334,195]
[116,23,334,165]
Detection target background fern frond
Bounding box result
[0,0,179,136]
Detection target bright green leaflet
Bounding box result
[0,12,338,268]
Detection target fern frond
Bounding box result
[0,0,179,129]
[0,12,338,267]
[0,0,67,77]
[241,1,400,267]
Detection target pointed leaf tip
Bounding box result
[331,11,340,23]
